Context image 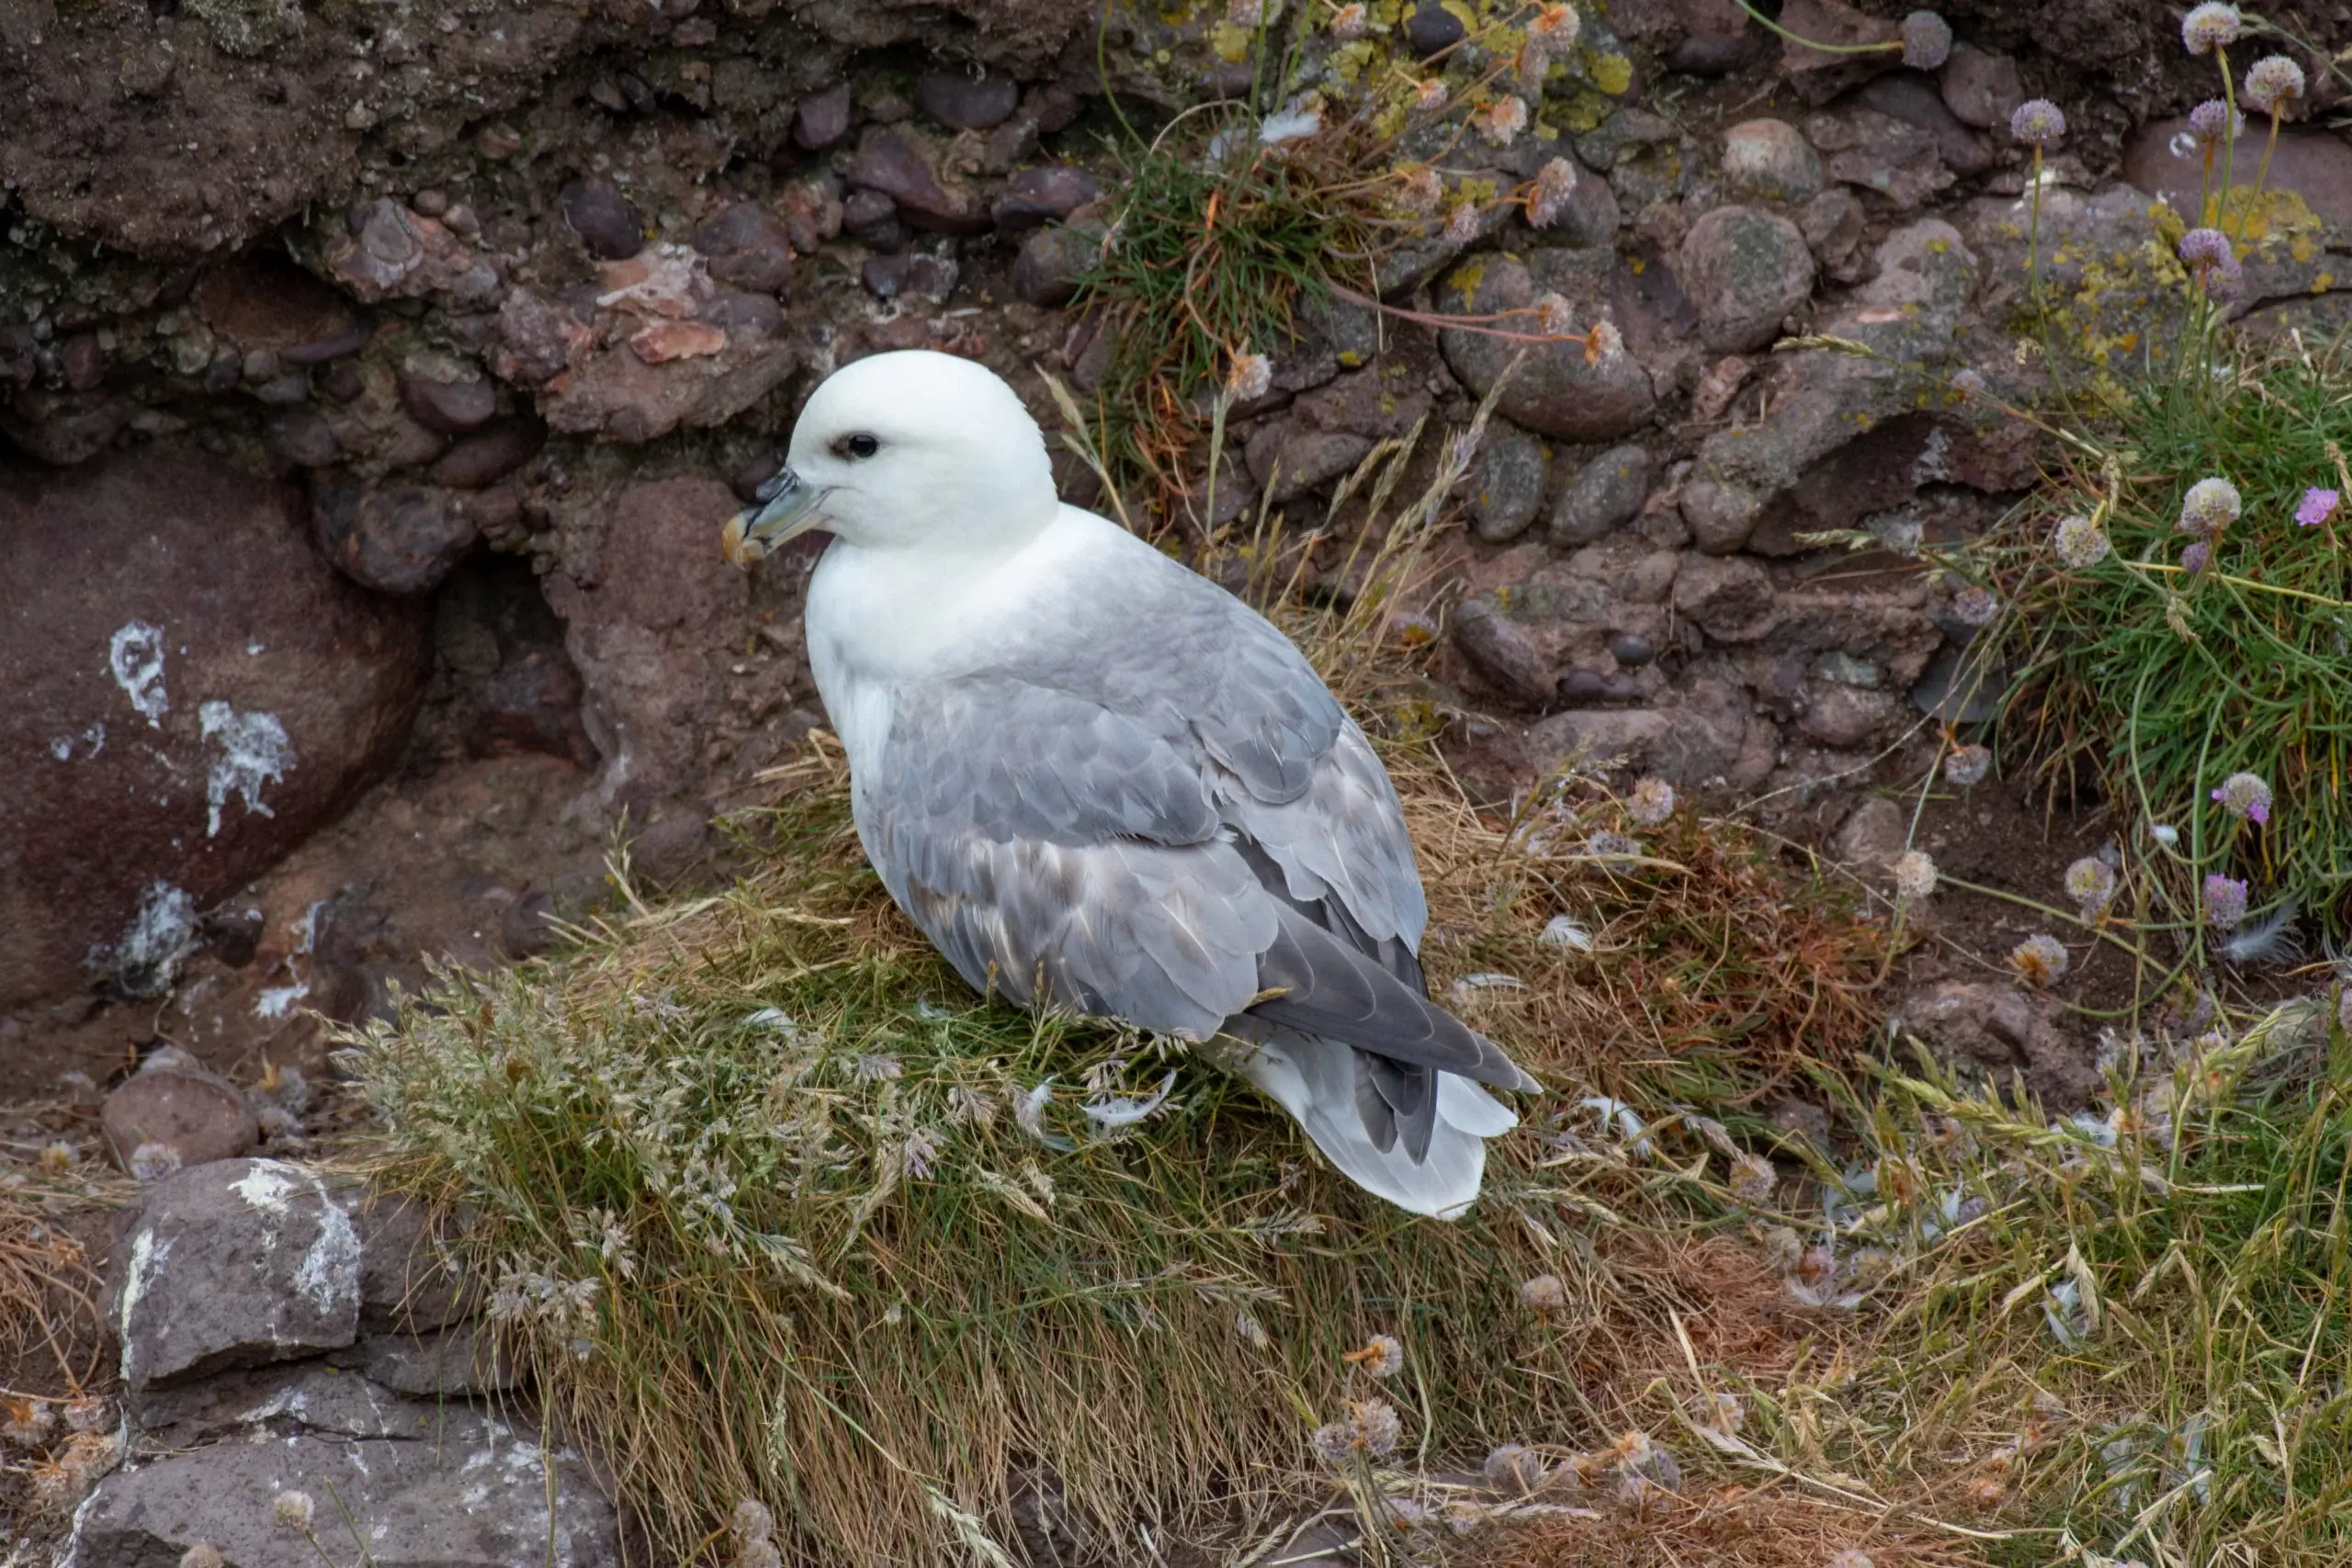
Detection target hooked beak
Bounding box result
[720,466,831,566]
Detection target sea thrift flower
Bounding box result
[2181,3,2242,53]
[2245,56,2307,115]
[1443,199,1481,244]
[1527,3,1580,46]
[1413,77,1450,114]
[1226,351,1272,401]
[2010,98,2066,147]
[128,1142,182,1182]
[273,1491,316,1532]
[1396,163,1443,213]
[2177,227,2234,268]
[1625,776,1676,826]
[2211,770,2271,823]
[2064,857,2118,919]
[1477,95,1530,147]
[1586,829,1641,860]
[1893,851,1938,902]
[1827,1552,1875,1568]
[1227,0,1278,26]
[2183,540,2211,574]
[1527,157,1579,227]
[1520,1273,1567,1310]
[2204,874,2249,928]
[1945,744,1992,785]
[2204,256,2246,302]
[1313,1397,1403,1461]
[37,1140,74,1170]
[1900,11,1953,70]
[2053,514,2111,568]
[1951,585,2001,626]
[1534,290,1576,336]
[2297,487,2340,526]
[1345,1333,1406,1378]
[2180,476,2242,536]
[1585,319,1624,364]
[1485,1442,1548,1492]
[1329,3,1367,40]
[2009,934,2070,987]
[732,1499,776,1548]
[2187,99,2244,146]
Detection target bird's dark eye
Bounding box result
[832,433,880,460]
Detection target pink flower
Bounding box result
[2297,487,2339,527]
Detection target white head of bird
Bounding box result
[721,350,1060,565]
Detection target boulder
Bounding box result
[0,448,429,1018]
[101,1052,259,1175]
[114,1158,363,1390]
[1678,205,1815,353]
[1549,446,1652,547]
[1437,253,1657,442]
[1899,980,2098,1106]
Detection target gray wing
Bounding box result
[854,566,1532,1156]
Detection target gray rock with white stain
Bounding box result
[114,1157,362,1390]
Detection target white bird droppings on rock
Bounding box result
[198,699,295,837]
[108,620,169,726]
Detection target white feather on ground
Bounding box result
[726,350,1539,1218]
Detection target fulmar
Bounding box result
[721,350,1538,1217]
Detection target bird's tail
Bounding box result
[1210,1026,1521,1219]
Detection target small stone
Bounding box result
[1829,795,1906,871]
[845,126,990,235]
[397,368,497,434]
[1677,205,1815,353]
[1549,445,1651,546]
[779,179,844,253]
[1453,599,1556,706]
[1467,424,1549,543]
[1248,426,1374,502]
[1799,683,1898,748]
[469,649,594,770]
[1721,119,1823,202]
[1797,187,1867,274]
[267,409,344,468]
[1939,42,2023,130]
[694,201,796,295]
[862,251,957,301]
[60,333,104,391]
[428,415,548,490]
[992,166,1105,233]
[841,187,906,251]
[411,187,449,218]
[628,321,729,364]
[917,68,1020,130]
[794,82,854,149]
[102,1062,259,1175]
[1404,0,1465,56]
[477,122,523,160]
[240,347,281,383]
[1610,632,1656,666]
[311,483,481,595]
[317,360,367,402]
[560,178,646,261]
[729,451,784,504]
[1012,221,1104,308]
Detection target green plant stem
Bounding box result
[1725,0,1901,58]
[1935,875,2156,967]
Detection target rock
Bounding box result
[114,1158,363,1390]
[0,387,132,465]
[540,325,798,446]
[1898,980,2098,1106]
[1799,682,1902,748]
[1527,675,1758,784]
[1844,83,1988,186]
[469,649,597,769]
[1772,0,1897,103]
[1678,205,1815,353]
[1797,187,1867,276]
[918,67,1020,130]
[993,165,1104,232]
[311,483,481,596]
[1013,221,1104,308]
[69,1411,619,1568]
[1671,553,1776,641]
[695,200,797,294]
[543,478,755,805]
[0,449,428,1019]
[1247,425,1374,502]
[429,414,548,490]
[356,1321,516,1397]
[1939,43,2022,130]
[1721,119,1822,203]
[492,289,596,388]
[629,320,730,363]
[1510,141,1620,248]
[794,81,854,149]
[1829,795,1906,872]
[1453,598,1555,706]
[1550,445,1652,547]
[195,254,368,361]
[1467,423,1549,543]
[267,408,345,468]
[347,1190,471,1335]
[841,186,907,250]
[397,367,497,434]
[1437,253,1657,442]
[781,177,846,253]
[102,1055,260,1174]
[1679,220,1977,553]
[2123,119,2352,231]
[560,177,648,260]
[1689,355,1751,423]
[1404,0,1464,56]
[322,199,501,307]
[846,126,991,235]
